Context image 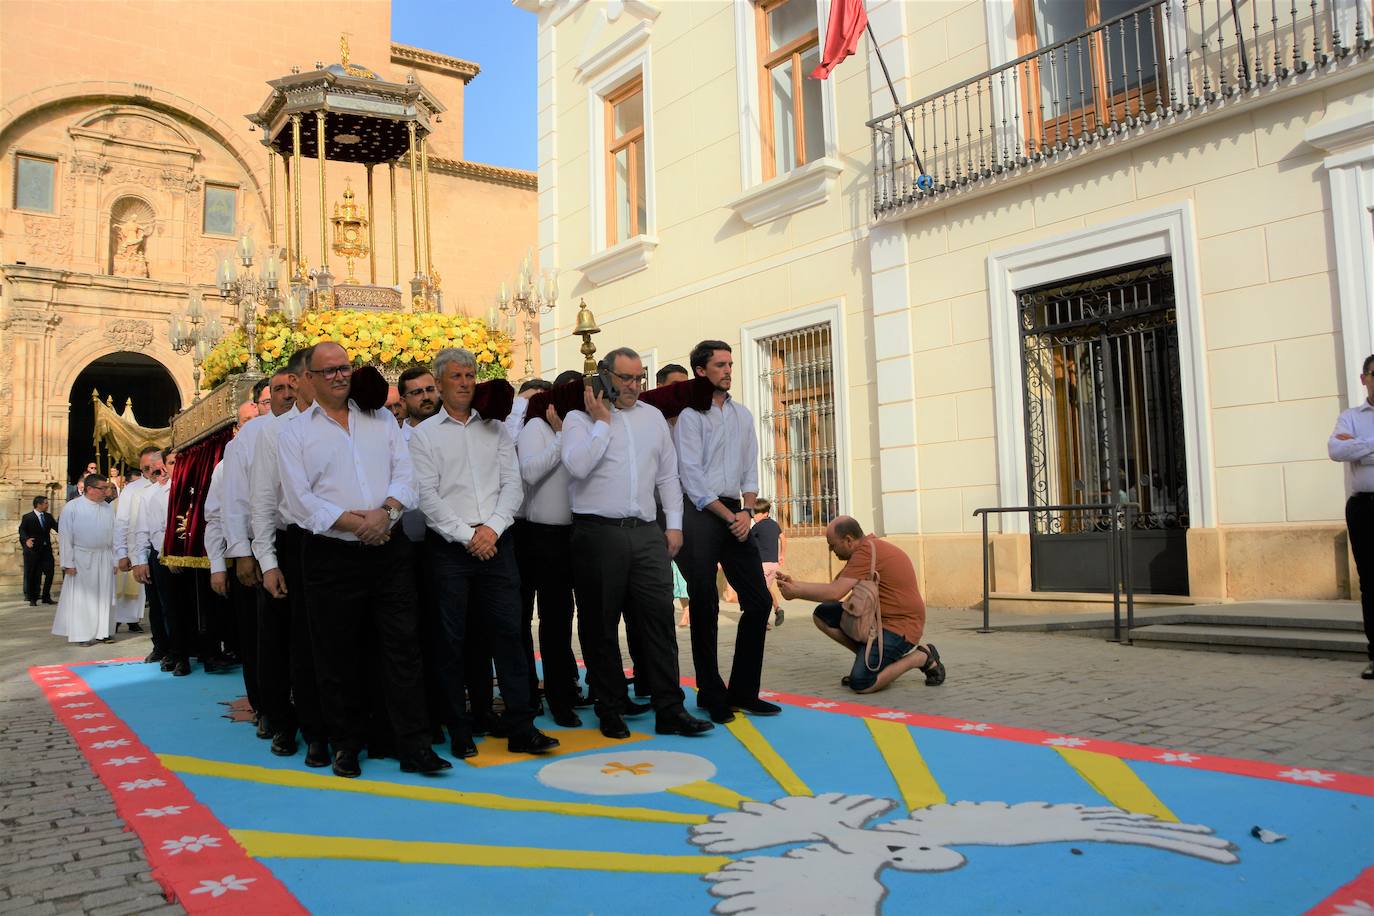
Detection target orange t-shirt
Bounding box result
[838,535,926,646]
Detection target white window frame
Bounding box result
[739,298,853,520]
[583,30,655,257]
[986,200,1215,533]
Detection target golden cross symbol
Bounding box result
[601,761,654,776]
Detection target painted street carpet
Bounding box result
[31,659,1374,915]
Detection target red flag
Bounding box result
[811,0,868,80]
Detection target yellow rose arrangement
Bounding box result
[200,309,514,389]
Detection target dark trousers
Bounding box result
[413,536,462,732]
[676,499,772,709]
[145,550,171,654]
[23,548,53,602]
[148,551,197,661]
[280,525,325,742]
[571,517,686,720]
[427,529,535,737]
[227,569,259,708]
[302,532,428,755]
[514,520,579,712]
[1345,494,1374,660]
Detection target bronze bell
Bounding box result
[573,299,600,336]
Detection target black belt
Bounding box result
[573,513,653,528]
[718,496,742,510]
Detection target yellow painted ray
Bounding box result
[724,716,811,797]
[1054,749,1179,822]
[666,780,754,810]
[233,830,730,874]
[864,719,946,810]
[160,754,706,825]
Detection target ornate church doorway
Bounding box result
[67,352,181,484]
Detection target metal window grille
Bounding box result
[757,322,838,536]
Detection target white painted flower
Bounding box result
[55,691,87,698]
[161,834,222,855]
[872,712,909,720]
[103,756,146,767]
[808,701,839,709]
[759,691,779,698]
[62,702,94,708]
[80,725,115,733]
[189,875,256,898]
[1157,752,1200,763]
[118,778,165,791]
[955,723,992,732]
[42,675,69,681]
[90,739,130,750]
[71,713,105,720]
[1333,900,1374,916]
[137,805,189,818]
[1277,768,1336,784]
[1043,737,1089,748]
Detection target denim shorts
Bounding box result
[814,601,915,692]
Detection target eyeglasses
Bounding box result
[310,364,354,379]
[610,371,645,386]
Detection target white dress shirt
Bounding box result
[504,396,530,444]
[131,480,171,566]
[674,396,760,511]
[1328,400,1374,497]
[112,476,152,561]
[561,401,684,529]
[278,399,416,541]
[203,463,228,575]
[249,405,300,572]
[400,421,429,541]
[219,414,271,559]
[517,416,572,525]
[409,408,523,544]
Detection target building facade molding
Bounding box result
[572,233,658,286]
[389,43,480,82]
[423,156,538,190]
[726,156,843,227]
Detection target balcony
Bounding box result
[868,0,1373,219]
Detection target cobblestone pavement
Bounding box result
[0,593,1369,913]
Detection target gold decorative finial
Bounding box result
[340,33,351,66]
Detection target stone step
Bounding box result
[1128,623,1368,659]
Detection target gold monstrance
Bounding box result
[331,180,369,285]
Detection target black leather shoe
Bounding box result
[733,698,782,716]
[41,598,56,605]
[508,730,560,754]
[202,657,222,674]
[656,711,714,736]
[450,734,478,759]
[472,712,505,737]
[305,741,331,768]
[159,656,177,672]
[144,648,165,664]
[624,698,652,717]
[399,748,453,774]
[172,659,191,677]
[431,724,447,745]
[704,705,735,725]
[1362,662,1374,680]
[255,715,272,740]
[332,749,361,778]
[599,715,631,740]
[270,733,298,757]
[27,600,36,607]
[128,622,144,633]
[549,707,582,728]
[572,690,594,708]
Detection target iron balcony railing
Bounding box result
[868,0,1372,216]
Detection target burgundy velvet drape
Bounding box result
[161,425,233,562]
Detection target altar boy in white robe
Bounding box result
[53,473,118,646]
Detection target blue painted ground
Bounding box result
[77,661,1372,915]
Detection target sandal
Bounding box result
[919,643,946,686]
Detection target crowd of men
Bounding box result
[40,336,948,779]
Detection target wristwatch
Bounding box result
[744,507,756,518]
[384,504,403,524]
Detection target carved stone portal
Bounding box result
[103,319,154,350]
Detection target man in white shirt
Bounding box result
[563,346,713,741]
[278,341,450,778]
[131,457,188,675]
[516,369,584,727]
[122,448,172,663]
[252,348,330,767]
[411,348,559,759]
[674,340,778,723]
[112,452,156,633]
[51,474,117,646]
[1328,353,1374,680]
[216,399,270,714]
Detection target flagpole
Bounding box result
[865,21,927,178]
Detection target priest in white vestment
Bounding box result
[52,474,118,645]
[112,469,153,626]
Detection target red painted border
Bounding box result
[1305,863,1374,916]
[29,663,306,914]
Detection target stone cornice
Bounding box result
[390,44,481,83]
[421,157,538,191]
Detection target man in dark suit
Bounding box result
[19,496,57,606]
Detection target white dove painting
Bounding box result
[689,793,1239,915]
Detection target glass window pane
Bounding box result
[1034,0,1088,45]
[613,148,631,243]
[15,156,55,212]
[613,88,643,137]
[1098,0,1153,92]
[768,0,816,52]
[770,59,797,175]
[633,139,646,237]
[800,44,825,163]
[204,185,237,235]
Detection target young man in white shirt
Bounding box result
[131,454,186,675]
[563,347,713,741]
[1328,353,1374,680]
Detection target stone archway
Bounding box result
[66,352,180,485]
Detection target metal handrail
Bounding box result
[971,503,1138,642]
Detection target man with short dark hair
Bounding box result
[777,516,945,693]
[19,495,57,606]
[656,364,689,387]
[253,378,271,416]
[674,339,776,724]
[1328,352,1374,680]
[51,474,116,646]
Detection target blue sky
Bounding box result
[392,0,538,171]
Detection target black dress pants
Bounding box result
[676,499,772,709]
[302,531,428,755]
[227,569,260,707]
[1345,494,1374,661]
[144,549,172,654]
[148,551,198,661]
[413,536,462,733]
[427,529,535,738]
[570,516,686,720]
[280,525,325,742]
[23,548,53,602]
[514,520,579,712]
